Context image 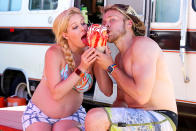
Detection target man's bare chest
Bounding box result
[116,54,133,75]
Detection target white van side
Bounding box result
[0,0,75,98]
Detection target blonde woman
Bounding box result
[22,7,112,131]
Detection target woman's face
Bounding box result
[65,14,88,48]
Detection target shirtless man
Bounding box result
[85,4,178,131]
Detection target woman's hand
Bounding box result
[79,47,97,72]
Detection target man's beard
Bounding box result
[108,23,126,43]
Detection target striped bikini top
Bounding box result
[60,64,93,93]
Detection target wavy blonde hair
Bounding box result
[53,7,81,71]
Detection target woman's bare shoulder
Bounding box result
[46,45,64,58]
[45,45,65,66]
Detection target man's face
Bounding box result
[102,10,126,43]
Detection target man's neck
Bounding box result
[115,33,135,54]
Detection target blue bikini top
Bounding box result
[60,64,93,93]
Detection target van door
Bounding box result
[150,0,196,129]
[150,0,181,49]
[149,0,196,101]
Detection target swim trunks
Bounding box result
[104,107,177,131]
[22,100,86,131]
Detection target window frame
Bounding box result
[150,0,182,29]
[152,0,181,23]
[28,0,58,11]
[0,0,22,12]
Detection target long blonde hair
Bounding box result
[53,7,81,71]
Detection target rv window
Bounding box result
[154,0,180,22]
[29,0,58,10]
[0,0,22,11]
[193,0,196,12]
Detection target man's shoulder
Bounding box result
[134,36,157,46]
[130,36,161,59]
[132,36,160,51]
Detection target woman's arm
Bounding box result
[45,47,97,101]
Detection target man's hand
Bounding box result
[96,46,114,70]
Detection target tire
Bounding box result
[15,82,28,99]
[10,76,29,100]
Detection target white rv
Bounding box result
[0,0,196,129]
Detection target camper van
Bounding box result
[0,0,196,129]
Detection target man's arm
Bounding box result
[111,39,160,105]
[93,62,113,96]
[94,47,113,96]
